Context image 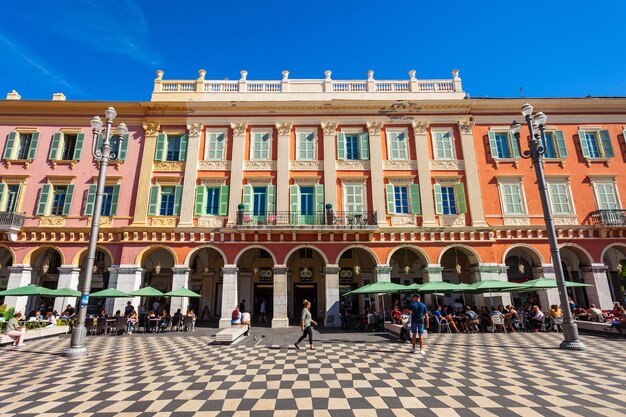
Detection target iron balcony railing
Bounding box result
[0,211,25,229]
[235,210,378,228]
[585,209,626,226]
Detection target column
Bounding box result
[178,123,203,226]
[457,120,488,227]
[367,122,387,226]
[473,264,511,307]
[111,265,143,314]
[227,123,247,226]
[375,265,392,282]
[54,265,80,313]
[272,265,289,328]
[321,122,338,209]
[422,264,443,306]
[534,264,560,309]
[170,265,191,314]
[275,123,292,224]
[131,123,160,225]
[412,121,436,227]
[4,265,33,313]
[323,264,341,328]
[581,263,613,310]
[219,264,238,328]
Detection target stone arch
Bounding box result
[0,244,16,264]
[437,244,481,265]
[502,244,544,265]
[23,245,66,266]
[335,245,380,265]
[184,245,228,267]
[557,243,594,265]
[72,246,115,266]
[234,245,277,265]
[134,245,179,266]
[283,245,329,266]
[386,245,431,265]
[600,242,626,265]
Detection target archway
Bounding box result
[29,247,63,313]
[188,246,226,320]
[286,247,327,323]
[337,247,378,317]
[601,244,626,306]
[504,245,542,307]
[77,248,113,314]
[236,247,276,325]
[0,247,14,305]
[439,245,480,307]
[139,247,176,313]
[559,245,592,308]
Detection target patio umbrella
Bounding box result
[163,288,201,298]
[510,278,592,292]
[0,284,54,296]
[410,281,463,307]
[129,286,164,297]
[343,281,409,326]
[467,280,528,307]
[89,288,131,298]
[48,287,81,297]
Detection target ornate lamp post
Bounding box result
[64,107,128,356]
[510,103,585,350]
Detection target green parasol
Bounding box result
[510,278,592,292]
[468,280,529,292]
[89,288,131,298]
[0,284,54,296]
[163,288,201,298]
[413,281,462,294]
[129,286,164,297]
[343,281,409,296]
[48,287,81,297]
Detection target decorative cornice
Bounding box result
[321,122,338,136]
[199,160,231,171]
[197,217,225,228]
[153,161,185,172]
[411,121,429,134]
[87,216,113,227]
[231,122,247,136]
[187,122,203,136]
[143,123,160,136]
[275,122,292,136]
[290,160,323,171]
[323,266,341,275]
[383,160,418,170]
[336,160,371,170]
[222,266,238,275]
[457,120,475,134]
[273,266,288,275]
[503,217,531,226]
[366,121,384,135]
[390,215,418,226]
[439,215,466,227]
[553,216,578,226]
[244,160,277,171]
[429,160,465,171]
[151,217,177,227]
[39,216,65,226]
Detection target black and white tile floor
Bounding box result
[0,328,624,417]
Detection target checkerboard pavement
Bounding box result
[0,327,625,417]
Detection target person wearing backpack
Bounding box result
[231,306,242,325]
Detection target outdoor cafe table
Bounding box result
[19,320,47,329]
[148,318,161,333]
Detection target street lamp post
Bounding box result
[64,107,128,357]
[510,103,585,350]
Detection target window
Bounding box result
[49,132,85,161]
[344,184,364,213]
[160,186,176,215]
[337,132,369,161]
[289,184,324,224]
[242,184,275,220]
[194,185,229,216]
[155,133,188,162]
[296,132,316,160]
[205,132,226,160]
[3,131,40,160]
[488,130,520,160]
[388,131,408,160]
[394,186,409,214]
[499,183,525,215]
[434,183,467,215]
[147,184,183,216]
[578,129,614,159]
[251,132,271,160]
[0,184,22,212]
[433,130,454,160]
[593,182,620,210]
[84,185,120,216]
[386,183,421,215]
[94,133,129,161]
[36,183,74,216]
[548,182,573,214]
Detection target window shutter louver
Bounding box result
[509,132,521,158]
[148,185,160,216]
[219,185,229,216]
[84,185,97,216]
[194,185,206,216]
[179,134,189,161]
[434,184,443,215]
[410,183,421,214]
[36,184,52,216]
[173,185,183,215]
[599,130,614,158]
[49,132,62,161]
[314,184,324,212]
[118,134,129,161]
[359,132,369,160]
[266,184,275,212]
[110,185,120,215]
[290,185,300,224]
[337,132,346,160]
[62,184,74,216]
[242,184,252,212]
[27,132,40,160]
[577,130,590,158]
[72,132,85,160]
[386,184,395,214]
[455,183,467,214]
[488,131,499,159]
[155,133,166,161]
[554,130,567,158]
[3,132,17,159]
[0,184,6,211]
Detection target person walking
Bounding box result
[408,294,428,355]
[259,298,268,324]
[294,299,317,350]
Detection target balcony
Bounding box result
[235,210,378,230]
[0,212,25,241]
[584,210,626,226]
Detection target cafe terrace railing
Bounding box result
[234,210,378,230]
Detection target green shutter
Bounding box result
[295,132,302,160]
[36,184,52,216]
[554,130,568,158]
[455,183,467,214]
[599,130,614,158]
[410,183,421,215]
[62,184,74,216]
[173,185,183,215]
[314,184,324,212]
[27,132,40,160]
[148,185,160,216]
[359,132,369,160]
[195,185,206,216]
[337,132,346,160]
[72,132,85,160]
[219,185,229,216]
[578,130,590,158]
[266,184,276,212]
[3,132,16,159]
[242,184,252,212]
[155,133,166,161]
[434,183,443,215]
[84,184,97,216]
[179,134,188,161]
[110,185,120,215]
[386,184,395,214]
[49,132,62,161]
[509,132,521,158]
[96,134,104,152]
[0,183,6,211]
[488,131,499,159]
[118,133,129,161]
[290,185,300,224]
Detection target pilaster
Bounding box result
[272,265,289,328]
[178,123,203,226]
[323,264,341,328]
[54,265,81,313]
[170,265,191,314]
[534,264,560,309]
[275,123,292,223]
[367,122,387,226]
[321,122,338,208]
[4,265,33,313]
[473,263,511,307]
[412,121,436,227]
[581,263,613,310]
[219,264,238,328]
[457,120,488,227]
[374,264,392,282]
[227,123,247,226]
[111,265,143,314]
[131,123,159,226]
[423,264,444,282]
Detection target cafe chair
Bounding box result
[491,314,507,333]
[115,317,128,335]
[96,317,109,335]
[182,316,193,331]
[437,317,451,333]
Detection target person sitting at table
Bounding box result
[588,304,605,323]
[113,310,123,318]
[45,311,56,327]
[147,310,158,332]
[463,306,480,333]
[97,308,108,319]
[187,309,197,331]
[605,306,626,334]
[504,305,518,333]
[452,298,464,313]
[28,310,42,321]
[435,305,459,332]
[611,303,623,318]
[127,308,138,334]
[3,311,26,347]
[530,305,544,332]
[392,306,403,325]
[61,305,76,320]
[159,310,170,332]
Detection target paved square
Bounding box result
[0,328,625,417]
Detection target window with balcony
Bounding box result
[36,184,74,216]
[195,185,229,216]
[434,183,466,215]
[547,181,573,215]
[593,181,620,210]
[242,183,275,223]
[433,130,454,160]
[148,184,183,216]
[205,132,226,160]
[488,130,520,160]
[0,184,22,212]
[541,131,568,159]
[296,132,316,160]
[155,133,188,162]
[578,129,614,159]
[3,131,40,161]
[251,132,271,160]
[290,184,324,224]
[49,132,85,161]
[386,183,420,215]
[388,130,408,160]
[337,131,369,160]
[84,185,120,216]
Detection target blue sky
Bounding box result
[2,1,626,101]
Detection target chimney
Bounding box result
[52,92,66,101]
[6,90,21,100]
